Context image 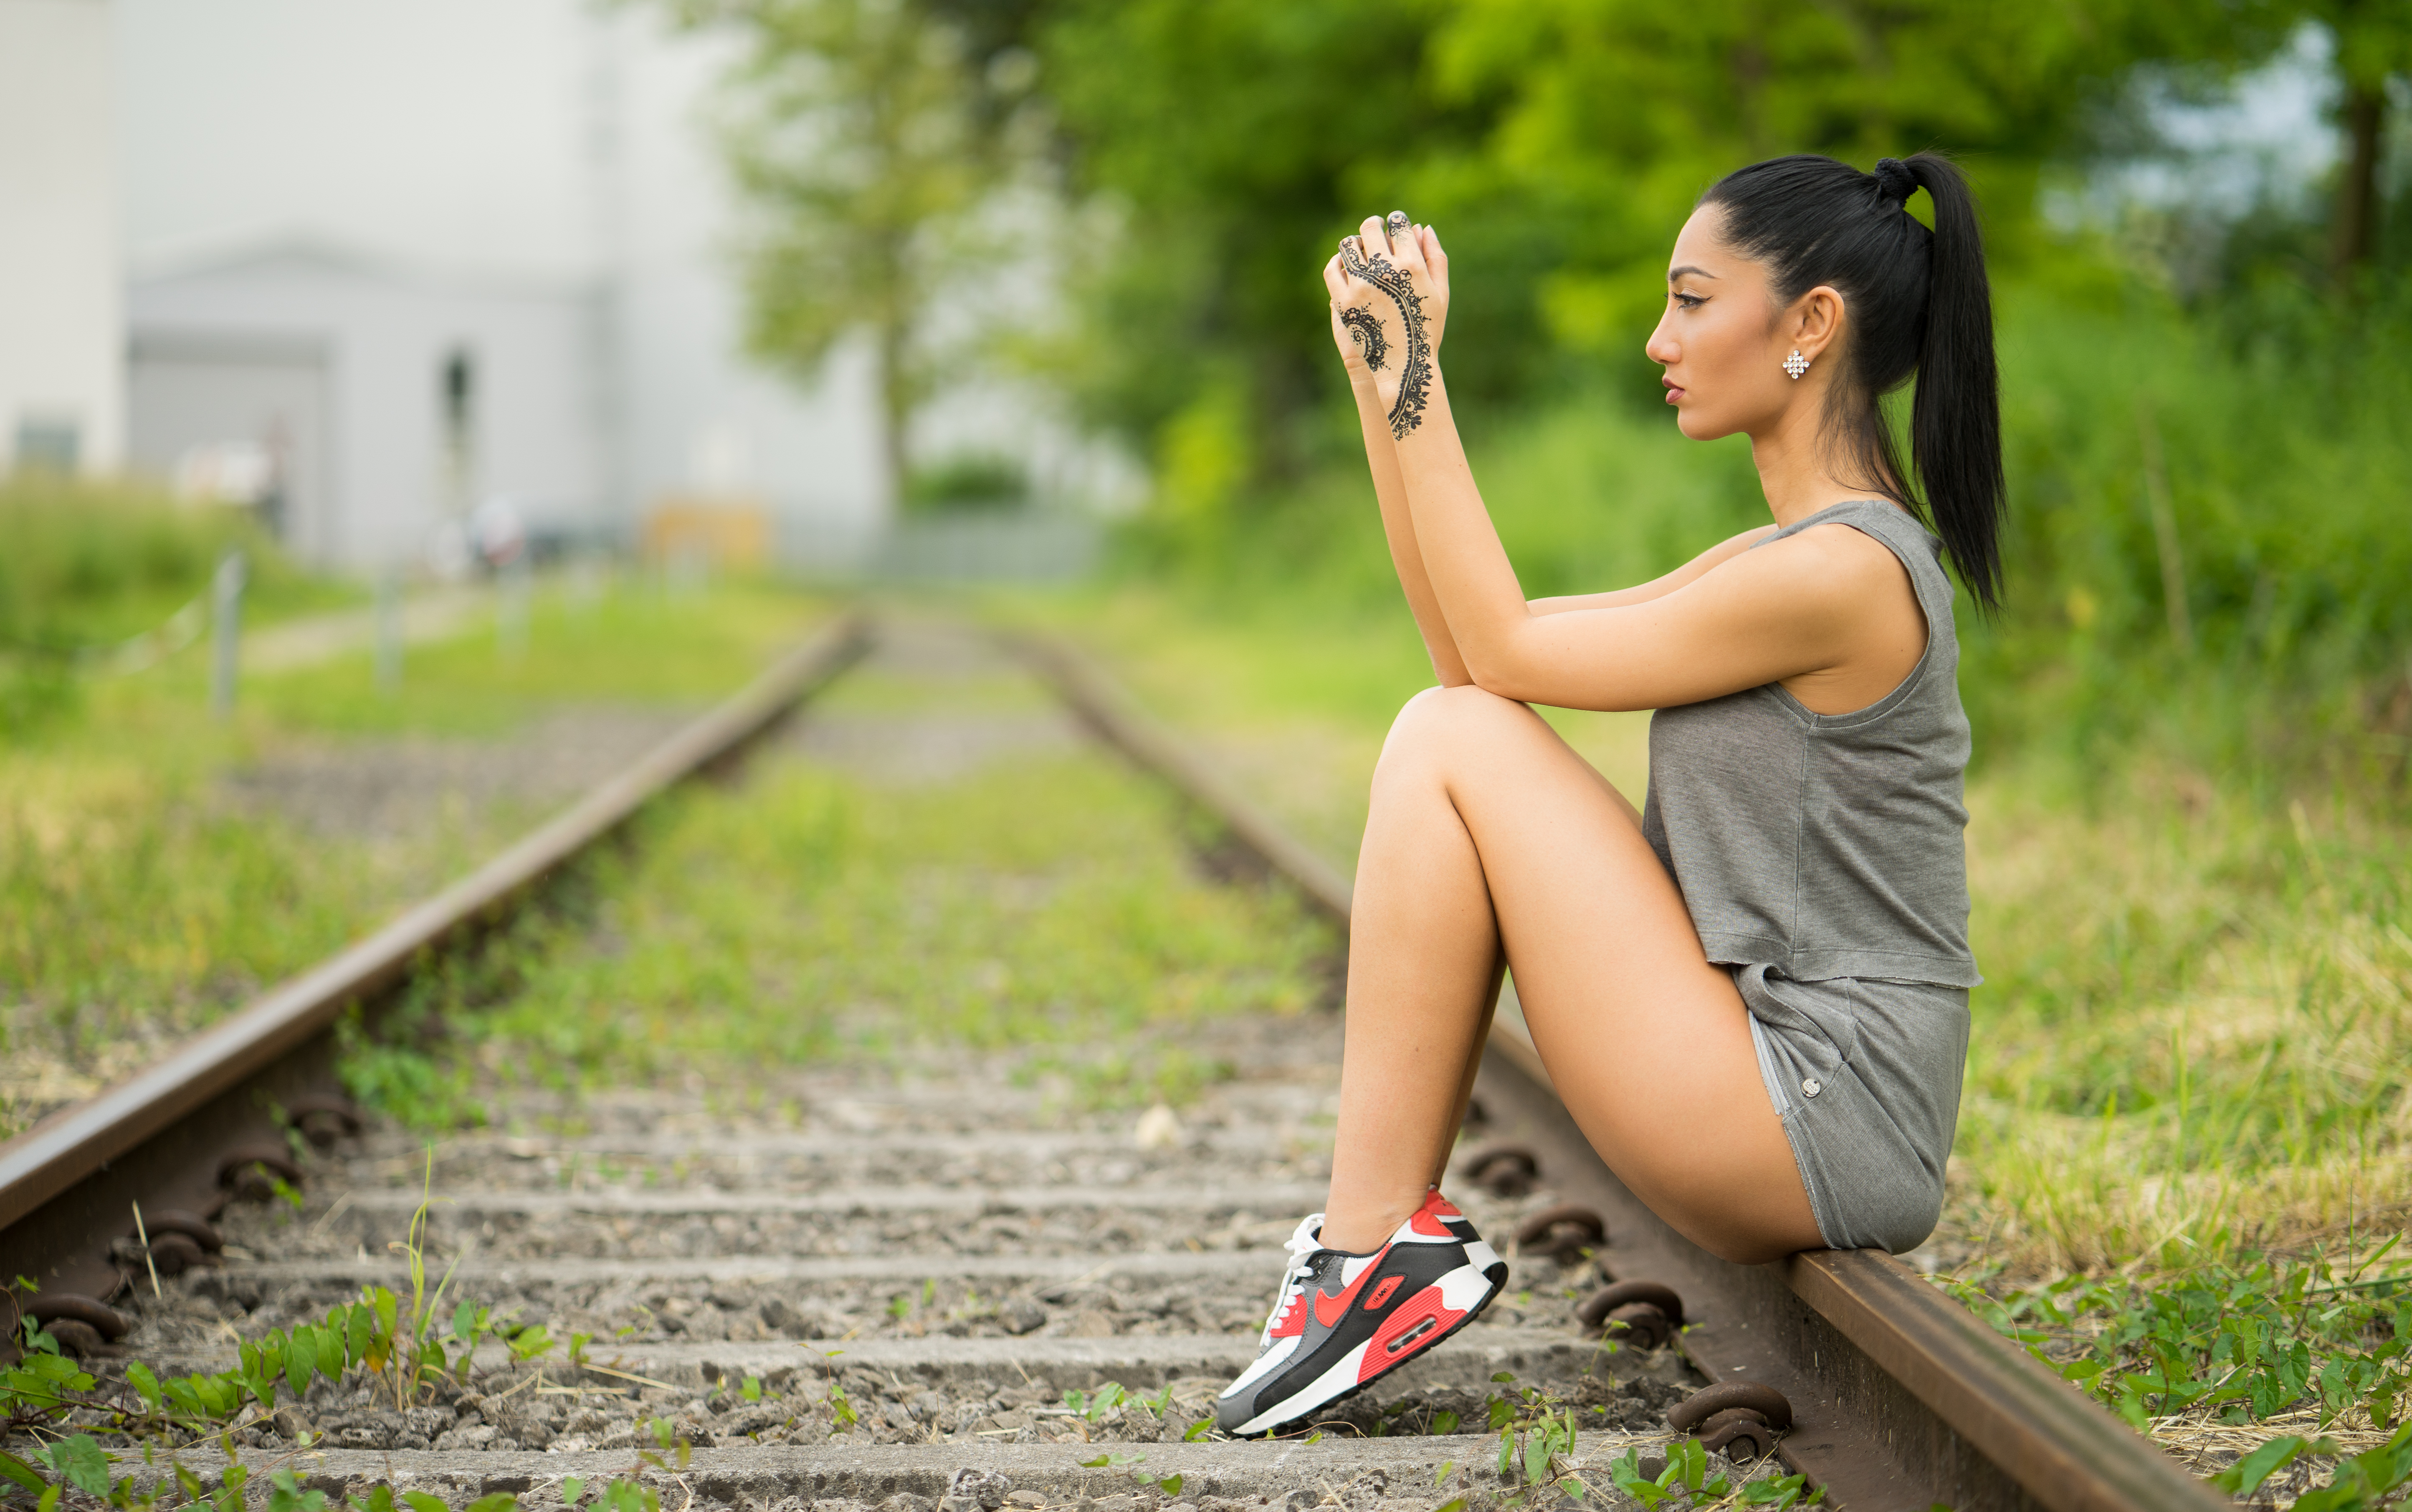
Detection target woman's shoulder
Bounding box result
[1751,512,1917,600]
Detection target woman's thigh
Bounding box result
[1377,685,1821,1263]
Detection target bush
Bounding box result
[902,453,1030,513]
[0,478,302,737]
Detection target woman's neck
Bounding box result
[1749,400,1886,528]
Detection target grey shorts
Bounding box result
[1734,963,1969,1254]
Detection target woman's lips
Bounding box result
[1662,384,1685,404]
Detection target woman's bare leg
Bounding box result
[1322,685,1822,1264]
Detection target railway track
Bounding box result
[3,612,2225,1512]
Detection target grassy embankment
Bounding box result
[1018,283,2412,1466]
[0,483,833,1131]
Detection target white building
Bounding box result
[0,0,122,475]
[127,243,607,565]
[89,0,1104,573]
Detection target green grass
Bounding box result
[0,478,354,736]
[344,660,1336,1125]
[1956,773,2412,1277]
[237,579,815,738]
[0,571,831,1134]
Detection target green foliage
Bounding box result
[1945,1246,2412,1434]
[2206,1421,2412,1510]
[1037,0,1463,457]
[1412,0,2281,350]
[1953,768,2412,1272]
[0,478,293,655]
[1019,0,2317,496]
[268,1470,330,1512]
[1608,1441,1724,1508]
[33,1436,109,1497]
[903,453,1030,514]
[0,478,319,738]
[1967,288,2412,771]
[1,1327,96,1422]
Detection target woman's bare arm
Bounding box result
[1528,526,1778,615]
[1328,219,1901,714]
[1333,291,1759,660]
[1342,364,1473,685]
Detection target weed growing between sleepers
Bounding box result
[0,1159,735,1512]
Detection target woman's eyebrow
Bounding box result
[1667,265,1721,282]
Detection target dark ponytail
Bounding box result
[1698,151,2005,612]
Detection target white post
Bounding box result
[498,556,530,659]
[210,549,245,716]
[374,564,403,689]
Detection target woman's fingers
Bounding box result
[1343,211,1434,289]
[1323,251,1352,303]
[1384,211,1434,281]
[1418,223,1447,280]
[1356,216,1395,269]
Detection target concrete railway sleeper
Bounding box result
[2,614,2222,1512]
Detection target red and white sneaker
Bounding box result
[1214,1190,1506,1436]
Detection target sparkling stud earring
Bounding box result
[1783,349,1810,380]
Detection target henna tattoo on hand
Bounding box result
[1338,237,1433,438]
[1338,306,1389,370]
[1385,210,1412,238]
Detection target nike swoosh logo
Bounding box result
[1311,1247,1390,1328]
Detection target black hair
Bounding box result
[1697,152,2005,612]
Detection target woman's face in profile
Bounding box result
[1645,209,1797,442]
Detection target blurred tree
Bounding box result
[2302,0,2412,276]
[667,0,1043,501]
[1035,0,1473,511]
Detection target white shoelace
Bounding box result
[1258,1212,1325,1345]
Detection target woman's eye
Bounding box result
[1673,293,1706,311]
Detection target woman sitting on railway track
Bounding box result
[1214,153,1999,1436]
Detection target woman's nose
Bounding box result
[1645,319,1677,365]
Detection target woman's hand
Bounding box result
[1323,213,1450,439]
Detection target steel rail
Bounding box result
[1013,630,2226,1512]
[0,609,871,1298]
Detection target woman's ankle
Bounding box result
[1320,1192,1429,1254]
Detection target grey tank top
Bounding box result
[1640,499,1981,988]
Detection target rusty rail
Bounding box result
[1012,630,2226,1512]
[0,610,871,1301]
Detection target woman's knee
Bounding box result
[1382,684,1535,767]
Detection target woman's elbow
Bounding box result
[1461,649,1541,704]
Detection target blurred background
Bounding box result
[5,0,2409,751]
[4,0,2412,1279]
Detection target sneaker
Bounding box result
[1214,1190,1507,1436]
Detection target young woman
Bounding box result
[1214,153,2000,1437]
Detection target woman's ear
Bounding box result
[1792,286,1845,362]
